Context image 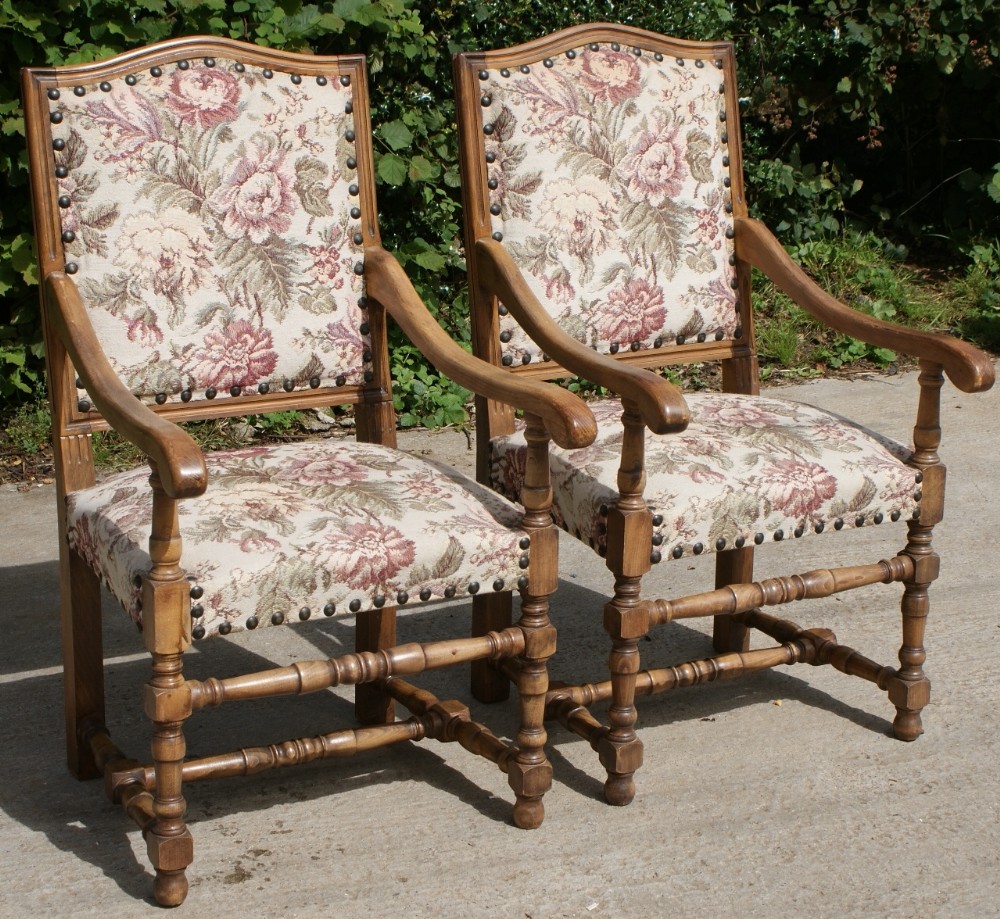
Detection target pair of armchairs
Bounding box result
[22,26,992,906]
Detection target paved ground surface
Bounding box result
[2,366,998,918]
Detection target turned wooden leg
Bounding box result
[61,548,106,779]
[355,607,397,725]
[890,362,945,742]
[507,414,559,828]
[599,590,647,806]
[890,521,937,741]
[472,592,513,703]
[145,652,193,907]
[713,546,754,653]
[141,468,194,905]
[508,592,555,829]
[598,399,652,806]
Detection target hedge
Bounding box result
[1,0,997,406]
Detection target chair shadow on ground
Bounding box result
[0,554,894,901]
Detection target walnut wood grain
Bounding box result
[453,21,995,816]
[25,35,578,906]
[187,628,526,709]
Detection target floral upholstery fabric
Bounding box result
[490,394,921,560]
[477,43,738,365]
[45,57,368,405]
[67,441,533,639]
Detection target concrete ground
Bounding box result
[1,366,998,918]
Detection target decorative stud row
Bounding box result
[74,346,375,413]
[186,538,533,640]
[76,371,376,413]
[46,61,352,103]
[476,47,726,79]
[495,330,744,366]
[646,483,923,563]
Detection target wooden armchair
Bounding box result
[453,24,995,806]
[22,36,595,906]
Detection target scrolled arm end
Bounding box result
[736,218,996,394]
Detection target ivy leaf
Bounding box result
[379,119,413,151]
[332,0,381,25]
[377,153,407,186]
[317,13,347,31]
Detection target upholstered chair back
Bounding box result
[461,32,747,368]
[30,45,375,415]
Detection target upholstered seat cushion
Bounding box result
[68,440,533,639]
[490,393,922,561]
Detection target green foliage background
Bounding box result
[1,0,998,410]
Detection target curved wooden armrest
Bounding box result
[363,247,596,451]
[736,218,996,394]
[474,239,690,434]
[45,273,208,499]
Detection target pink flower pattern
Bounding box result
[477,42,739,363]
[45,57,368,404]
[209,136,296,243]
[598,278,666,345]
[192,320,278,389]
[166,65,241,129]
[750,460,838,519]
[66,441,534,638]
[491,393,920,557]
[580,48,642,104]
[618,115,686,207]
[326,521,417,591]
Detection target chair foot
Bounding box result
[507,756,551,829]
[153,868,189,907]
[512,796,545,829]
[603,773,636,807]
[597,731,642,807]
[887,670,930,742]
[147,825,193,906]
[892,712,923,742]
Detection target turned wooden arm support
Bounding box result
[474,240,690,434]
[736,218,995,394]
[364,247,597,450]
[45,272,208,498]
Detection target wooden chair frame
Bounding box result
[454,22,995,805]
[23,36,595,906]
